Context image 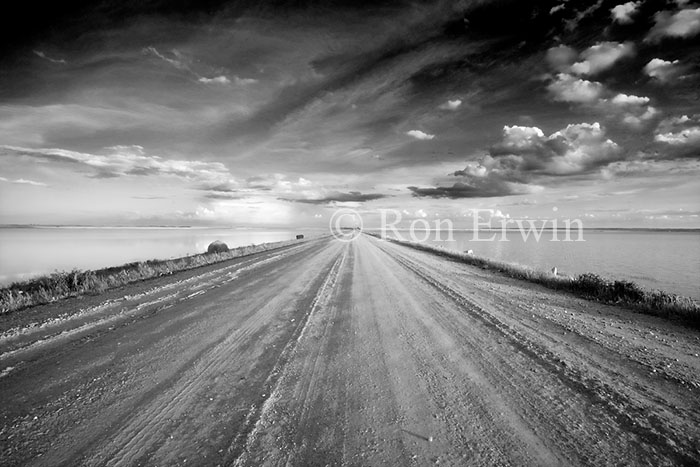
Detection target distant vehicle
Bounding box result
[296,234,304,239]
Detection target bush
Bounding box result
[207,240,229,253]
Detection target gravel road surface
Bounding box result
[1,235,698,466]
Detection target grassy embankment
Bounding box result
[375,234,700,328]
[0,239,302,314]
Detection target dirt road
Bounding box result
[1,234,699,466]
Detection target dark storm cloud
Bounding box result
[203,192,246,200]
[408,182,522,199]
[281,191,388,204]
[198,182,240,193]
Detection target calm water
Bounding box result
[0,227,698,300]
[382,229,699,301]
[0,227,302,286]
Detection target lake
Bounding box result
[0,227,698,301]
[0,227,302,286]
[409,229,699,301]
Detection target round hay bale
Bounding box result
[207,240,229,254]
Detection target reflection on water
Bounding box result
[0,227,301,286]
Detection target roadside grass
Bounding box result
[374,234,700,327]
[0,239,303,314]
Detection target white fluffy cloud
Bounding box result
[546,123,621,174]
[494,122,621,175]
[569,42,634,75]
[644,58,681,82]
[500,126,546,149]
[439,99,462,111]
[647,8,700,42]
[611,93,650,106]
[198,76,231,84]
[547,73,604,103]
[547,72,657,129]
[406,130,435,140]
[602,94,658,128]
[611,2,640,23]
[655,115,700,145]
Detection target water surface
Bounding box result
[384,229,700,300]
[0,227,302,285]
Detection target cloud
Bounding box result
[602,158,700,178]
[545,45,577,72]
[544,45,652,128]
[33,50,66,64]
[438,99,462,111]
[646,8,700,42]
[204,192,246,200]
[547,73,604,103]
[610,93,649,106]
[233,77,258,85]
[620,106,659,128]
[241,174,316,195]
[408,153,542,199]
[281,191,387,204]
[408,182,520,199]
[550,4,566,15]
[565,0,605,30]
[198,76,231,84]
[643,58,681,83]
[406,130,435,140]
[654,115,700,146]
[498,125,545,150]
[569,42,634,75]
[198,182,240,193]
[0,176,47,187]
[143,46,190,71]
[412,122,623,200]
[606,93,658,128]
[199,75,258,85]
[611,2,640,24]
[145,47,256,86]
[547,75,657,129]
[492,122,621,175]
[1,145,234,183]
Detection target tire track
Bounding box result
[375,237,698,465]
[233,245,349,466]
[79,242,345,467]
[0,241,319,368]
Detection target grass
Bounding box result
[0,239,302,315]
[374,234,700,328]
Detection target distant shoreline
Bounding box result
[2,225,700,232]
[365,227,700,233]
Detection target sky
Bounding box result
[0,0,699,228]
